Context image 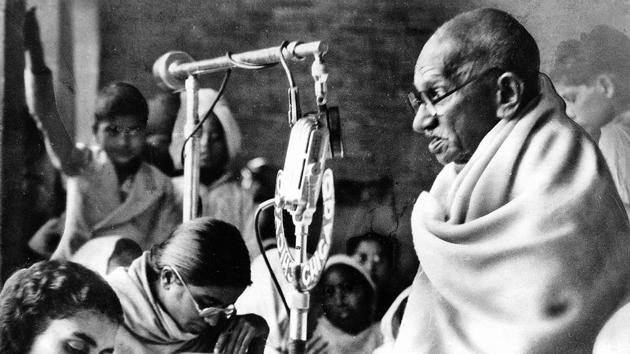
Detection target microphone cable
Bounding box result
[180,46,284,166]
[278,40,296,88]
[254,198,291,315]
[179,67,231,167]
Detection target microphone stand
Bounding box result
[153,41,328,222]
[153,42,341,354]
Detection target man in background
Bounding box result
[550,25,630,218]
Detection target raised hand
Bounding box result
[23,7,47,73]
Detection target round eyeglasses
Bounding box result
[407,67,503,117]
[167,265,236,320]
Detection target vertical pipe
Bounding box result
[182,75,200,222]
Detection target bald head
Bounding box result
[412,9,541,165]
[423,8,540,100]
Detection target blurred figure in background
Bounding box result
[143,89,181,177]
[27,88,181,259]
[171,89,259,259]
[0,260,123,354]
[241,157,278,204]
[346,232,402,319]
[310,254,382,354]
[550,25,630,218]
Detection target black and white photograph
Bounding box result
[0,0,629,353]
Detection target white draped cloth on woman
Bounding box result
[394,75,630,354]
[107,253,218,353]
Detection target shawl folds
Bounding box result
[395,75,630,353]
[313,317,382,354]
[107,253,219,353]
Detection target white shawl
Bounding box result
[395,75,630,354]
[107,253,214,353]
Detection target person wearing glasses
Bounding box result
[23,8,180,260]
[106,217,269,354]
[396,8,630,353]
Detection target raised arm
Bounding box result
[24,7,83,175]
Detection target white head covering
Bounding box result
[324,254,377,299]
[170,88,242,169]
[71,235,124,276]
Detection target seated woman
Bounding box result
[0,260,123,354]
[310,254,383,354]
[106,217,269,353]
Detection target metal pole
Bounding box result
[182,75,200,222]
[175,41,326,76]
[288,221,311,353]
[153,41,328,91]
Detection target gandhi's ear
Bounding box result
[595,73,615,99]
[495,72,525,120]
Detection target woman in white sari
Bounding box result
[107,217,269,354]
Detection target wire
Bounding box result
[179,68,231,167]
[254,198,291,316]
[278,41,296,88]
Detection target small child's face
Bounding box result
[321,265,372,334]
[352,240,391,287]
[555,80,615,132]
[95,115,146,167]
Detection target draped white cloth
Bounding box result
[107,253,215,353]
[394,75,630,354]
[71,235,123,276]
[312,317,382,354]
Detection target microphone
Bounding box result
[274,112,335,354]
[153,41,328,91]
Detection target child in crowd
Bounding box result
[0,260,123,354]
[346,232,402,319]
[24,8,180,260]
[310,254,383,354]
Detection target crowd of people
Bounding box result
[2,5,630,354]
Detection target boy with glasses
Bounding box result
[24,8,180,260]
